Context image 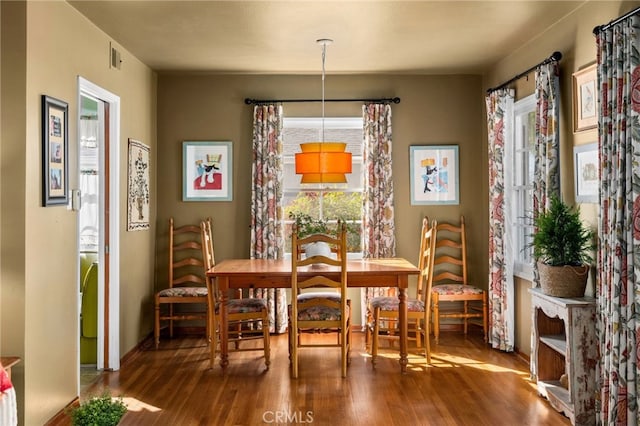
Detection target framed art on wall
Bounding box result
[42,95,69,206]
[409,145,459,205]
[183,141,233,201]
[127,139,150,231]
[573,64,597,132]
[574,142,598,203]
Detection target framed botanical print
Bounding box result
[573,64,597,132]
[574,142,598,203]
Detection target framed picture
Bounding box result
[573,64,597,132]
[42,95,69,206]
[183,141,233,201]
[127,139,150,231]
[409,145,459,205]
[574,142,598,203]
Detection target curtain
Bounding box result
[596,16,640,425]
[250,104,287,334]
[361,103,396,326]
[486,89,515,351]
[532,61,561,287]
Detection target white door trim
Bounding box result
[78,76,121,371]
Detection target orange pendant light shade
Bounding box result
[295,142,352,183]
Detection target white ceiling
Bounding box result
[68,0,588,74]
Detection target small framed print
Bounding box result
[183,141,233,201]
[573,64,597,132]
[574,142,598,203]
[42,95,69,206]
[409,145,459,205]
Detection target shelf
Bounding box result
[538,380,573,420]
[539,335,567,355]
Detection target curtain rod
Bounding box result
[593,6,640,35]
[244,97,400,105]
[486,51,562,94]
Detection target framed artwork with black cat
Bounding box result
[182,141,233,201]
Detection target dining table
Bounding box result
[205,257,419,373]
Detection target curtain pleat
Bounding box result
[250,104,287,334]
[361,103,396,326]
[596,16,640,425]
[486,89,515,352]
[531,61,561,288]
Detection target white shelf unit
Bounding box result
[529,288,597,426]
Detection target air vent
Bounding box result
[110,42,122,70]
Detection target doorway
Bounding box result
[77,78,121,392]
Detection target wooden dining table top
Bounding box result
[206,257,419,288]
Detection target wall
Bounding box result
[156,73,487,325]
[0,1,157,424]
[484,0,640,357]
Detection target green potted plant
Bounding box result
[68,389,127,426]
[289,212,332,257]
[530,195,594,297]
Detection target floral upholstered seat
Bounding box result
[431,284,484,296]
[158,286,208,298]
[369,296,425,312]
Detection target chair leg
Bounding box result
[262,311,271,369]
[482,293,488,342]
[169,304,174,338]
[154,300,160,349]
[433,294,440,344]
[371,307,380,367]
[463,301,469,335]
[424,317,431,364]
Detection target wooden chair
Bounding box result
[431,216,488,343]
[201,219,270,369]
[289,223,351,378]
[368,217,437,366]
[154,217,209,349]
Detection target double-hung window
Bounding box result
[282,117,364,257]
[507,94,536,279]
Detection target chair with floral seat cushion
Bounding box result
[154,217,210,349]
[368,217,437,366]
[289,223,350,378]
[431,216,487,343]
[201,219,270,369]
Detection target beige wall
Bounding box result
[1,1,157,424]
[484,0,640,357]
[156,73,488,325]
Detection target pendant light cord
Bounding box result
[321,41,327,143]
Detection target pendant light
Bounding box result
[295,39,352,184]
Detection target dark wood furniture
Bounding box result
[206,258,419,372]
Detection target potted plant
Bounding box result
[530,195,594,297]
[289,212,332,257]
[68,389,127,426]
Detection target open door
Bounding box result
[77,78,121,390]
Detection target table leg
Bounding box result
[219,277,229,369]
[399,287,408,373]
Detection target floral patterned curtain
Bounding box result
[361,103,396,325]
[486,89,515,351]
[532,61,561,287]
[596,16,640,425]
[250,104,287,333]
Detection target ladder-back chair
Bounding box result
[368,217,437,366]
[201,219,270,369]
[154,217,209,349]
[431,216,488,343]
[289,223,351,378]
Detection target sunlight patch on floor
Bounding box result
[121,396,162,413]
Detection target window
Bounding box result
[508,94,535,279]
[282,117,363,256]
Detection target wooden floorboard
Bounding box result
[54,332,571,425]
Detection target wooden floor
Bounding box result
[57,331,571,425]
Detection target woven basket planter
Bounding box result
[537,261,589,298]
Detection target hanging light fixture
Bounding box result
[295,39,352,184]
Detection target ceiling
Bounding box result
[68,1,588,75]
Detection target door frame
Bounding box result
[78,76,121,371]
